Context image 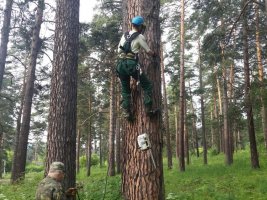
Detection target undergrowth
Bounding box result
[0,149,267,200]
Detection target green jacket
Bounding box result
[35,176,65,200]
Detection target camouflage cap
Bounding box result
[49,162,65,172]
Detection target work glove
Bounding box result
[148,50,156,57]
[65,188,77,197]
[152,52,158,57]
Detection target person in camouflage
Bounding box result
[35,162,76,200]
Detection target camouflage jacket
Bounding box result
[35,176,65,200]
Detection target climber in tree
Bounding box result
[116,16,156,120]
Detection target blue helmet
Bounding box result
[131,16,144,26]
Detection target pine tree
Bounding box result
[0,0,13,90]
[45,0,79,190]
[161,44,172,169]
[121,0,164,199]
[242,0,260,169]
[178,0,186,172]
[11,0,44,182]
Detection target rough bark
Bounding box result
[0,128,3,178]
[175,103,180,159]
[108,69,116,176]
[11,0,44,182]
[161,44,172,169]
[11,68,26,181]
[188,82,199,157]
[121,0,164,199]
[210,108,215,148]
[242,0,260,169]
[216,72,223,116]
[219,0,228,158]
[192,109,199,157]
[0,0,13,90]
[116,87,121,174]
[229,64,235,102]
[86,96,92,177]
[255,3,267,149]
[229,63,235,153]
[184,101,189,165]
[220,0,233,164]
[178,0,185,172]
[99,126,103,168]
[198,40,207,165]
[76,128,80,174]
[216,69,224,152]
[213,68,222,153]
[221,42,232,165]
[213,91,221,153]
[45,0,79,191]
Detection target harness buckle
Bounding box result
[136,63,140,70]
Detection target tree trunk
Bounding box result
[11,68,26,181]
[178,0,185,172]
[216,72,223,116]
[192,111,199,157]
[86,96,92,177]
[229,63,235,154]
[45,0,79,192]
[220,42,232,165]
[161,44,172,169]
[213,71,221,153]
[219,0,228,157]
[0,128,3,178]
[184,101,189,165]
[216,70,224,152]
[0,0,13,90]
[108,69,116,176]
[99,126,103,168]
[175,103,180,159]
[116,87,121,174]
[242,0,260,169]
[198,40,207,165]
[210,108,215,148]
[76,129,81,174]
[11,0,44,182]
[121,0,164,199]
[255,3,267,149]
[188,82,199,157]
[229,64,234,102]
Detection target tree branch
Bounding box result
[225,0,253,46]
[252,0,265,7]
[41,50,53,64]
[9,55,27,69]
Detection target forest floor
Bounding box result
[0,149,267,200]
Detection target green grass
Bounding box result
[76,167,122,200]
[1,149,267,200]
[0,172,43,200]
[164,150,267,200]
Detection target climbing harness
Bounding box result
[136,63,142,90]
[119,31,140,55]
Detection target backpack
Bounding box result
[120,31,140,54]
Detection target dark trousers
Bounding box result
[116,58,152,110]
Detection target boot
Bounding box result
[145,106,160,117]
[121,107,134,121]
